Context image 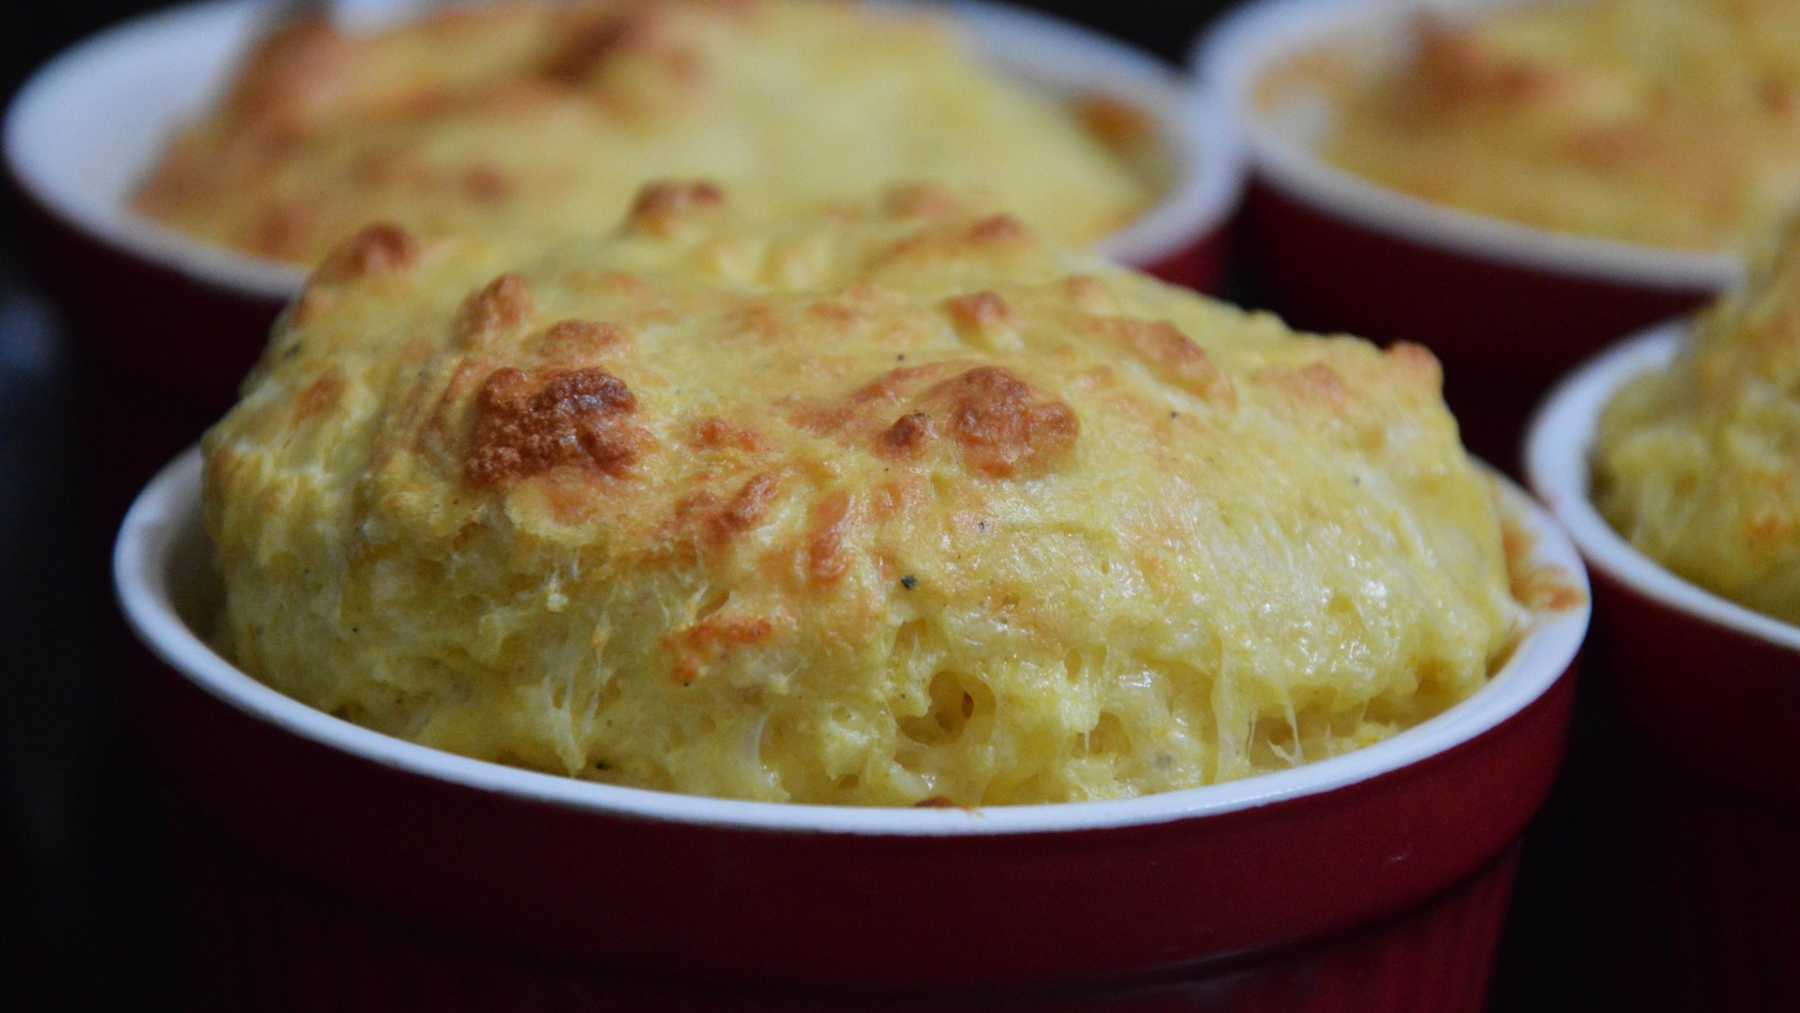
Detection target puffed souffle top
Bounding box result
[203,181,1536,806]
[136,0,1159,266]
[1269,0,1800,251]
[1597,217,1800,625]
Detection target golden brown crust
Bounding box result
[464,366,643,486]
[1085,316,1234,406]
[1502,521,1586,615]
[1268,362,1352,418]
[456,274,537,349]
[204,185,1523,806]
[1075,93,1158,154]
[135,0,1155,265]
[711,472,781,544]
[944,291,1014,344]
[968,214,1029,246]
[540,6,665,85]
[1595,218,1800,624]
[224,19,357,134]
[875,411,935,462]
[804,489,857,586]
[687,416,767,454]
[294,367,344,423]
[884,182,965,222]
[626,179,727,237]
[314,222,421,283]
[539,319,627,361]
[918,366,1079,480]
[1296,0,1800,251]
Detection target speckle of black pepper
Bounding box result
[900,575,918,590]
[977,519,989,532]
[896,353,907,362]
[351,627,361,634]
[284,342,303,359]
[1169,410,1179,419]
[594,761,610,771]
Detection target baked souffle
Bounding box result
[135,0,1158,266]
[1275,0,1800,251]
[203,182,1529,805]
[1596,219,1800,624]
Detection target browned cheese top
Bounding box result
[202,183,1523,805]
[1282,0,1800,251]
[135,0,1158,265]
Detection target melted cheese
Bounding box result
[1297,0,1800,251]
[134,0,1156,266]
[1597,220,1800,623]
[204,183,1523,805]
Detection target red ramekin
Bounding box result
[1526,324,1800,1012]
[114,445,1588,1011]
[4,0,1243,527]
[1194,0,1741,470]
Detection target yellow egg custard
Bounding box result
[1286,0,1800,251]
[203,182,1527,805]
[1597,218,1800,624]
[135,0,1158,266]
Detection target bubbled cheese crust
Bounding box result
[1596,220,1800,625]
[134,0,1156,266]
[1287,0,1800,251]
[204,184,1522,806]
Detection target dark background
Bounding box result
[0,3,1575,1009]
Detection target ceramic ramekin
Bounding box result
[1526,323,1799,1012]
[114,444,1586,1010]
[4,0,1243,527]
[1195,0,1740,470]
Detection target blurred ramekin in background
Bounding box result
[1527,324,1799,1012]
[1195,0,1738,470]
[116,445,1586,1011]
[4,0,1243,525]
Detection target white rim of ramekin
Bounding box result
[3,0,1243,304]
[1525,322,1800,656]
[1194,0,1742,292]
[116,445,1589,837]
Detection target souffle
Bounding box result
[1292,0,1800,251]
[1596,220,1800,625]
[203,182,1527,806]
[134,0,1157,266]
